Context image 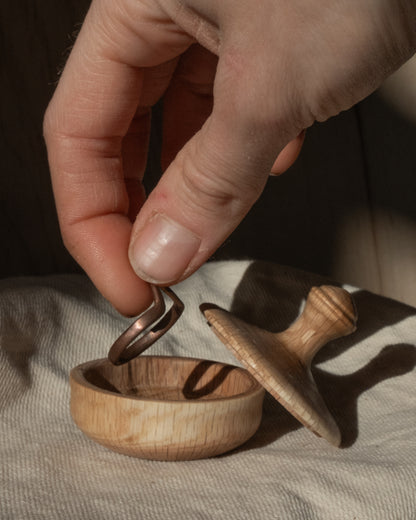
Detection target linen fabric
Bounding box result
[1,261,415,519]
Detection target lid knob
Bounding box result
[280,285,357,366]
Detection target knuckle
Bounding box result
[217,50,308,139]
[175,139,264,223]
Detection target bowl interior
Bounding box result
[79,356,260,401]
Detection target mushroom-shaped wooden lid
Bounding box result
[201,286,357,446]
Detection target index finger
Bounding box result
[44,0,192,315]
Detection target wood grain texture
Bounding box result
[70,356,265,461]
[202,286,357,447]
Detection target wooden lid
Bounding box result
[201,286,357,446]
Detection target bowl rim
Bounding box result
[70,355,265,404]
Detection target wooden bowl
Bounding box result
[70,356,265,461]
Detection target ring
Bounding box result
[108,286,184,365]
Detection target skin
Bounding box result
[44,0,416,316]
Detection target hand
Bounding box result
[44,0,416,315]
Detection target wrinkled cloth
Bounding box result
[1,261,415,520]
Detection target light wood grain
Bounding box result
[70,356,265,461]
[202,286,357,447]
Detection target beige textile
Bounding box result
[1,261,415,519]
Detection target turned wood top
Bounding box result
[201,285,358,446]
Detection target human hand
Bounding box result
[44,0,416,315]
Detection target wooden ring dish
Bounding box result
[70,355,265,461]
[70,285,357,461]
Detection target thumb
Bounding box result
[128,74,301,284]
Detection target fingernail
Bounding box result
[129,214,201,284]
